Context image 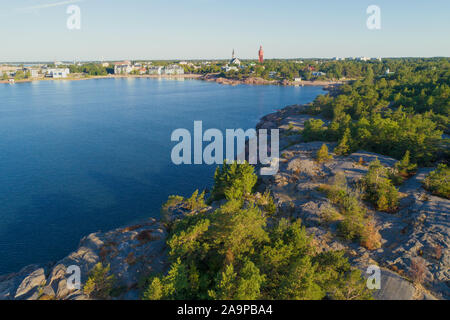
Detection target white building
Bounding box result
[46,68,70,78]
[162,65,184,75]
[230,49,241,66]
[28,68,40,78]
[114,61,132,74]
[148,66,163,75]
[222,65,238,72]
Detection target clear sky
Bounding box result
[1,0,449,61]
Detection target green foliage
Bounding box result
[361,160,400,212]
[83,263,115,299]
[316,144,333,162]
[186,190,206,211]
[319,172,381,250]
[142,277,164,300]
[14,70,25,80]
[302,119,326,141]
[256,190,277,217]
[144,169,372,300]
[210,161,257,202]
[69,63,108,76]
[209,260,265,300]
[423,164,450,199]
[390,151,418,185]
[303,58,448,165]
[334,128,352,156]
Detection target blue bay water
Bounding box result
[0,78,323,274]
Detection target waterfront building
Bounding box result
[46,68,70,78]
[148,66,163,75]
[27,68,40,78]
[162,65,185,75]
[312,71,326,77]
[222,65,239,72]
[114,61,132,74]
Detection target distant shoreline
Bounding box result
[0,73,203,84]
[0,73,343,88]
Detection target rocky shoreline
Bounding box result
[1,103,448,300]
[1,73,344,89]
[201,73,346,88]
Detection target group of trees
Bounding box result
[302,58,449,165]
[318,172,381,250]
[143,162,372,300]
[360,160,400,212]
[68,63,109,76]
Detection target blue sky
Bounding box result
[1,0,449,61]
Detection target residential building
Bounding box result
[162,65,184,75]
[114,61,132,74]
[27,68,40,78]
[222,65,239,72]
[148,66,163,75]
[46,68,70,78]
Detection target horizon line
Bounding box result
[1,56,449,64]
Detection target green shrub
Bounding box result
[319,172,381,250]
[361,159,399,212]
[423,164,450,199]
[333,128,352,156]
[316,144,333,163]
[390,151,418,185]
[84,263,115,299]
[210,161,257,202]
[302,119,326,141]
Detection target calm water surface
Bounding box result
[0,78,323,274]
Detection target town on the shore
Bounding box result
[1,46,388,84]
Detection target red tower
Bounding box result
[258,46,264,64]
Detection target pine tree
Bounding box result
[143,278,164,300]
[334,128,352,156]
[316,144,333,163]
[395,150,417,177]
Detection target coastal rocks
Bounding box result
[0,218,167,300]
[372,268,417,300]
[202,74,278,86]
[0,264,42,300]
[257,104,450,300]
[14,268,46,300]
